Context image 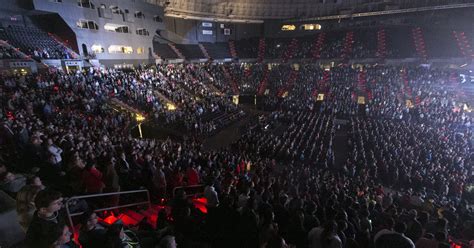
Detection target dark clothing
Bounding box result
[25,211,66,248]
[79,226,107,248]
[104,166,120,191]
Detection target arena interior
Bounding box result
[0,0,474,247]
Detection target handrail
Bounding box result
[0,39,34,61]
[65,189,151,235]
[172,184,205,198]
[48,33,80,59]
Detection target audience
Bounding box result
[0,45,22,59]
[0,59,472,248]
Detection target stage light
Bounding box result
[166,103,176,110]
[135,114,145,122]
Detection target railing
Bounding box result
[0,39,34,61]
[172,184,205,198]
[48,33,80,59]
[287,3,474,22]
[65,189,151,234]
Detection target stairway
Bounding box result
[376,29,387,59]
[311,32,326,59]
[153,90,177,108]
[108,98,144,116]
[357,70,367,94]
[168,43,185,60]
[341,31,354,60]
[320,70,330,93]
[229,40,238,58]
[412,27,428,60]
[202,68,224,95]
[257,67,269,95]
[222,65,240,95]
[400,68,412,99]
[277,69,299,97]
[198,43,210,59]
[257,38,266,62]
[313,69,330,98]
[283,38,299,63]
[453,31,474,58]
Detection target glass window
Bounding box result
[78,0,95,8]
[91,44,104,53]
[301,24,321,30]
[104,24,129,33]
[108,45,133,54]
[77,20,98,30]
[134,11,145,19]
[281,25,296,31]
[110,6,121,14]
[136,28,149,36]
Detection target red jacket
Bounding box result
[186,168,200,186]
[82,167,105,193]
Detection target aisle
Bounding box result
[202,106,267,151]
[202,114,253,151]
[334,119,350,169]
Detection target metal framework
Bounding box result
[145,0,474,22]
[65,189,151,234]
[288,3,474,22]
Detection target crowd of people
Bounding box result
[0,45,22,59]
[262,28,409,61]
[28,45,73,60]
[0,60,473,248]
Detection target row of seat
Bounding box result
[0,25,75,60]
[154,26,470,60]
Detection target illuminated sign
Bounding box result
[317,94,324,101]
[301,24,321,30]
[232,95,239,105]
[281,25,296,31]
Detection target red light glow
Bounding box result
[192,197,208,214]
[102,215,118,225]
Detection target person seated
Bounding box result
[308,220,342,248]
[78,210,107,248]
[375,233,415,248]
[26,175,46,190]
[25,189,66,248]
[0,171,27,196]
[44,223,78,248]
[158,235,177,248]
[105,223,140,248]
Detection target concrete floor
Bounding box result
[0,191,25,248]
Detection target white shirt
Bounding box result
[48,145,63,164]
[204,186,219,208]
[308,227,342,248]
